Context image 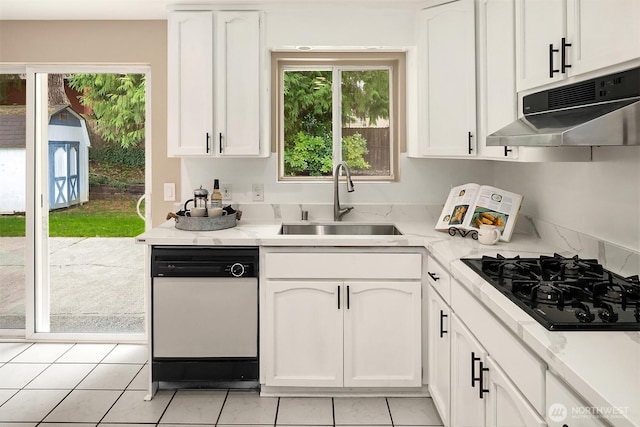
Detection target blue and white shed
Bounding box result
[0,105,91,213]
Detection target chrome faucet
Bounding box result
[333,161,355,221]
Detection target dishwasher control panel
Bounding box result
[151,246,258,278]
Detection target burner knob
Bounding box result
[598,309,618,323]
[575,310,594,323]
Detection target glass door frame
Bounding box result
[2,63,152,342]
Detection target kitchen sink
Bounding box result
[279,223,403,236]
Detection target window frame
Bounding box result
[272,51,405,182]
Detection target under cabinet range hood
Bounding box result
[487,66,640,147]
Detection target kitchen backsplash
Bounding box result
[235,202,640,277]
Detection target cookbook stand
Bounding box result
[448,227,478,240]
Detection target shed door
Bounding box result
[49,141,79,209]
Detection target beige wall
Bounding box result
[0,20,177,226]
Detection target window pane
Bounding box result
[283,70,333,177]
[0,74,27,331]
[341,69,390,177]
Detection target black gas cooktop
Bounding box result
[461,254,640,331]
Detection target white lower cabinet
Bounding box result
[450,314,546,427]
[451,314,487,426]
[265,280,343,387]
[485,356,547,427]
[545,371,608,427]
[263,251,422,389]
[427,284,451,426]
[343,281,422,387]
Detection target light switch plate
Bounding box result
[252,183,264,201]
[163,183,175,201]
[221,183,232,200]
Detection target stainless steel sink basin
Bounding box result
[279,223,402,236]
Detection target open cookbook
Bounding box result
[435,183,523,242]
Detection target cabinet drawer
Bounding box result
[265,253,421,280]
[452,278,545,414]
[426,255,451,304]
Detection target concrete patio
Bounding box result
[0,236,145,333]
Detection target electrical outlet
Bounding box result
[252,183,264,201]
[221,183,232,200]
[163,183,175,201]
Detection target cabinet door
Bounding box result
[476,0,519,160]
[427,286,451,427]
[264,281,343,387]
[485,356,547,427]
[545,370,607,427]
[451,314,487,427]
[343,281,422,387]
[416,0,477,157]
[215,11,261,156]
[515,0,567,92]
[167,11,214,156]
[566,0,640,76]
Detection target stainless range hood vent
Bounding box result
[487,66,640,147]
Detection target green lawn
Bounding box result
[0,199,145,237]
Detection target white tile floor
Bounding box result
[0,342,443,426]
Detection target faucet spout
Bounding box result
[334,161,355,221]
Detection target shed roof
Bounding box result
[0,106,26,148]
[0,105,86,148]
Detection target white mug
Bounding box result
[478,224,501,245]
[207,207,223,217]
[189,207,207,217]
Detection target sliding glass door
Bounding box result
[1,65,151,341]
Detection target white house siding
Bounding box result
[0,148,26,214]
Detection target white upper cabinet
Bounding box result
[477,0,592,162]
[515,0,567,92]
[566,0,640,76]
[167,11,214,156]
[516,0,640,92]
[168,10,264,157]
[476,0,519,160]
[414,0,477,157]
[214,11,262,156]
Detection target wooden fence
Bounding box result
[342,127,390,175]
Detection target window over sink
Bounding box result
[271,51,405,182]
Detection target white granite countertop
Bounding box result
[435,240,640,427]
[136,210,640,426]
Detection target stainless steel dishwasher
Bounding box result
[151,246,258,388]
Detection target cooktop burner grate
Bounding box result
[462,253,640,331]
